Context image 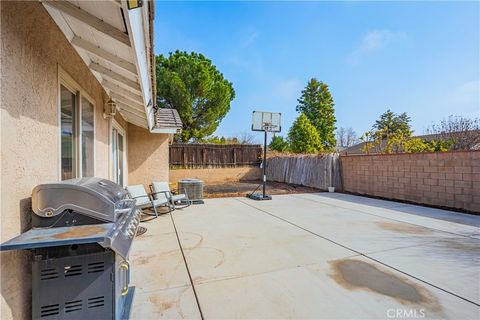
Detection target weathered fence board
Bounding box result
[170,144,262,168]
[266,154,342,190]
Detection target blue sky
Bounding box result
[154,1,480,142]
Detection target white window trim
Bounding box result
[110,118,128,187]
[58,66,96,180]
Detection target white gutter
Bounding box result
[150,128,181,134]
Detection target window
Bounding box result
[59,70,95,180]
[60,85,76,180]
[81,98,94,177]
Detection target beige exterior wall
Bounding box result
[0,2,127,319]
[127,123,170,187]
[170,167,262,184]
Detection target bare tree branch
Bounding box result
[426,116,480,150]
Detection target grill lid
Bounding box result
[1,178,140,259]
[32,177,129,221]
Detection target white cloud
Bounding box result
[348,30,405,65]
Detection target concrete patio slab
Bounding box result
[238,196,462,254]
[368,237,480,303]
[130,193,480,319]
[195,257,477,320]
[172,198,357,283]
[296,193,479,236]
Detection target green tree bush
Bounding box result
[403,138,451,153]
[156,51,235,142]
[288,114,323,153]
[362,109,413,153]
[296,78,336,150]
[269,136,290,152]
[372,109,412,139]
[426,139,452,152]
[403,138,431,153]
[360,131,376,154]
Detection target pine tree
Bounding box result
[288,114,323,153]
[296,78,337,150]
[269,136,289,152]
[372,109,412,139]
[156,51,235,142]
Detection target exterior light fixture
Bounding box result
[127,0,143,10]
[103,98,117,119]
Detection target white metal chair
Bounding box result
[126,184,171,218]
[150,181,190,210]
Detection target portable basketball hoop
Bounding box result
[247,111,281,201]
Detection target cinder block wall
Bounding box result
[341,151,480,213]
[170,167,262,184]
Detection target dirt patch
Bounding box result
[204,180,321,198]
[376,221,430,235]
[52,225,105,239]
[330,259,442,313]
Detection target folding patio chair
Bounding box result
[150,181,190,210]
[126,184,171,218]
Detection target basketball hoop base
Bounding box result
[247,193,272,201]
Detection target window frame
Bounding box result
[58,67,96,180]
[109,118,127,187]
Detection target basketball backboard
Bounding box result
[251,111,281,132]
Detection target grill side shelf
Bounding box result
[0,223,114,251]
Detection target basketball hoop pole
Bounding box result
[262,129,267,198]
[247,110,280,201]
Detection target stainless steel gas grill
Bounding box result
[0,178,141,320]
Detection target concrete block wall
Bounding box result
[170,167,262,184]
[340,151,480,213]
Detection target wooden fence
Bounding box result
[266,154,342,190]
[170,143,263,168]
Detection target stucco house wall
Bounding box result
[0,2,127,318]
[127,123,170,187]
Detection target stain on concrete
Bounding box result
[132,255,154,266]
[437,239,480,253]
[376,221,430,235]
[422,239,480,265]
[181,232,204,250]
[184,246,225,268]
[330,259,442,313]
[149,296,175,314]
[148,287,190,318]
